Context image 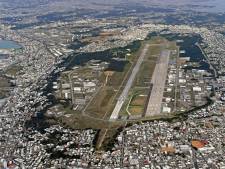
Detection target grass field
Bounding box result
[134,61,156,87]
[129,106,144,115]
[131,95,146,106]
[85,86,116,119]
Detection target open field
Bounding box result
[122,89,148,116]
[85,86,116,119]
[133,59,156,87]
[131,95,147,106]
[129,106,143,115]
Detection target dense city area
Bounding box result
[0,20,225,168]
[1,0,225,169]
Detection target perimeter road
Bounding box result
[145,50,170,116]
[109,44,150,120]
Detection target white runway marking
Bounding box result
[110,44,150,120]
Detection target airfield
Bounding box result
[83,37,178,121]
[51,36,181,149]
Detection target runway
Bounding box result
[145,50,170,116]
[109,44,150,120]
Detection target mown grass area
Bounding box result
[127,90,148,115]
[60,113,123,129]
[86,86,116,119]
[147,45,162,56]
[107,62,132,87]
[134,60,156,87]
[131,95,147,106]
[129,106,144,115]
[167,41,177,50]
[48,104,123,130]
[120,88,148,117]
[149,36,167,44]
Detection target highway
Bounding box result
[196,43,218,78]
[68,72,75,104]
[110,44,150,120]
[145,50,170,116]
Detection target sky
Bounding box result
[1,0,225,14]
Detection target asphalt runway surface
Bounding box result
[110,44,150,119]
[145,50,170,116]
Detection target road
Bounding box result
[68,72,75,104]
[109,44,150,120]
[145,50,170,116]
[196,43,218,78]
[197,43,217,96]
[191,148,199,169]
